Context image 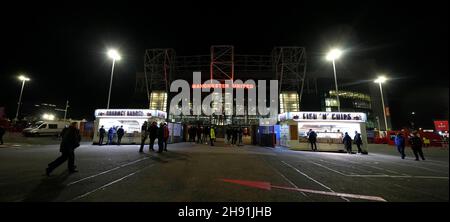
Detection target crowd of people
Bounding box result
[97,125,125,145]
[139,121,170,153]
[186,125,246,147]
[42,122,434,177]
[225,126,244,146]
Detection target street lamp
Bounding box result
[15,75,30,121]
[42,113,56,121]
[326,48,343,112]
[106,49,121,109]
[374,76,388,131]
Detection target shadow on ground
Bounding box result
[22,171,70,202]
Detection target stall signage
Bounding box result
[95,109,167,118]
[280,112,367,122]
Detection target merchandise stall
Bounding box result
[93,109,167,145]
[278,112,368,153]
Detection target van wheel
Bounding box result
[34,133,40,137]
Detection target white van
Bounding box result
[22,121,70,137]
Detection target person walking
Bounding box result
[98,125,106,145]
[149,122,158,151]
[157,122,164,153]
[343,132,353,154]
[409,132,425,161]
[139,121,149,153]
[46,122,81,176]
[395,132,406,159]
[210,126,216,146]
[0,125,5,145]
[354,131,363,154]
[163,123,169,151]
[307,129,317,151]
[117,125,125,145]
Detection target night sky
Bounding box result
[0,1,448,129]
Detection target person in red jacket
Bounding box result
[163,123,170,152]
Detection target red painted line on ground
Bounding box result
[220,178,387,202]
[220,179,272,190]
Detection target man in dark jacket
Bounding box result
[354,131,363,154]
[409,132,425,161]
[343,132,352,154]
[157,122,164,153]
[46,122,81,176]
[149,122,158,151]
[98,125,106,145]
[307,129,317,151]
[395,133,406,159]
[117,125,125,145]
[139,121,148,153]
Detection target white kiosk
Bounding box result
[93,109,167,145]
[278,112,368,153]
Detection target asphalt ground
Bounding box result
[0,134,448,202]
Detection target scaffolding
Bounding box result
[144,48,175,114]
[143,45,307,122]
[272,47,307,107]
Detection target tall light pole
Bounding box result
[15,75,30,121]
[64,100,69,121]
[106,49,121,109]
[326,48,343,112]
[375,76,388,131]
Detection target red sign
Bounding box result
[434,120,449,131]
[191,83,254,89]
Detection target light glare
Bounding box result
[42,113,55,120]
[107,49,121,61]
[18,75,30,81]
[326,49,342,61]
[374,76,387,83]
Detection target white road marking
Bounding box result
[273,168,308,197]
[69,164,153,201]
[67,157,149,186]
[321,158,407,176]
[311,162,449,179]
[281,161,350,202]
[271,185,387,202]
[312,161,348,176]
[364,154,448,174]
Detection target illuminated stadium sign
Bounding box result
[279,112,367,122]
